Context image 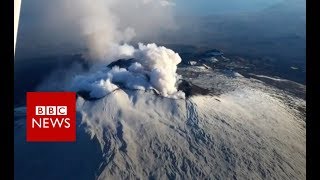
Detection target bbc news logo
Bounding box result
[35,106,67,115]
[32,106,70,128]
[27,92,76,142]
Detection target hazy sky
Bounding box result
[19,0,289,21]
[174,0,284,15]
[16,0,305,60]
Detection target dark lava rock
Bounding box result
[178,80,210,98]
[107,58,136,69]
[77,91,103,101]
[204,49,223,57]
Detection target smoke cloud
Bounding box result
[26,0,183,98]
[57,0,184,98]
[70,43,185,99]
[28,0,177,61]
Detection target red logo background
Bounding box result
[26,92,76,142]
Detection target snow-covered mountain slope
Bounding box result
[14,67,305,180]
[75,67,305,179]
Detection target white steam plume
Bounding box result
[71,43,185,99]
[134,43,182,96]
[17,0,177,59]
[56,0,183,98]
[53,0,177,62]
[31,0,183,98]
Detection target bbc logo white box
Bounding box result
[35,106,67,115]
[35,106,45,115]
